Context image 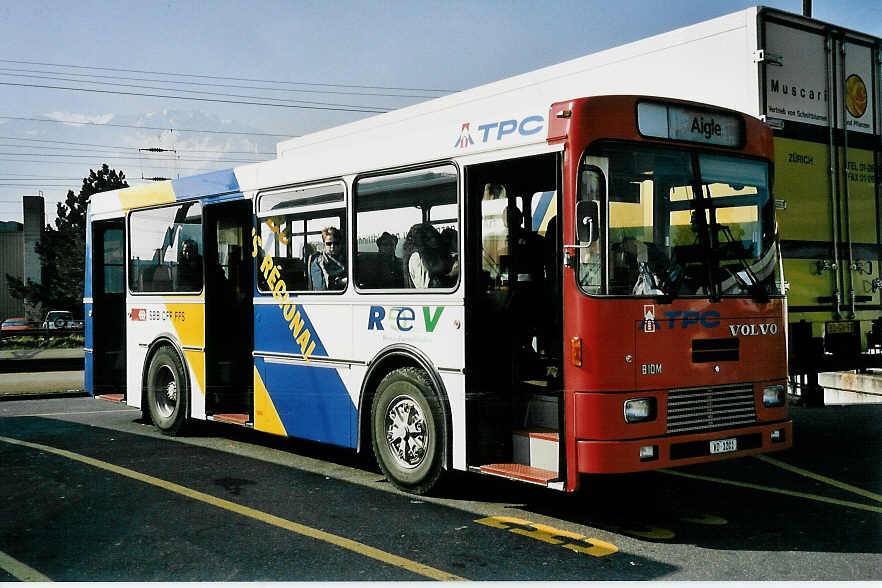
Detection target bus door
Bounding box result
[203,200,254,421]
[465,152,564,485]
[91,219,126,398]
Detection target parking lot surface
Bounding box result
[0,396,879,581]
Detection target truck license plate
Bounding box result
[709,438,737,454]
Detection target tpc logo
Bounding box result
[454,123,475,149]
[454,115,544,149]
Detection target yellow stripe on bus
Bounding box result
[183,350,206,397]
[117,182,176,211]
[253,367,287,436]
[0,435,465,581]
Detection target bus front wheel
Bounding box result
[146,346,189,436]
[371,367,446,495]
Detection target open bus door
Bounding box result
[465,152,566,488]
[203,200,254,423]
[91,219,126,399]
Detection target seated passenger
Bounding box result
[177,239,203,291]
[376,231,403,288]
[310,226,347,290]
[440,227,460,286]
[403,223,450,288]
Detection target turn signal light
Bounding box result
[571,337,582,367]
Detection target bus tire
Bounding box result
[371,367,445,495]
[146,346,189,436]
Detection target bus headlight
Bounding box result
[763,384,785,407]
[624,397,656,423]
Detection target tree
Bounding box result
[7,164,129,318]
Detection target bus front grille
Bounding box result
[666,384,756,434]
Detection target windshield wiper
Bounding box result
[713,222,769,303]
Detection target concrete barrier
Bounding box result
[818,371,882,405]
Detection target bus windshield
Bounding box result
[579,143,781,299]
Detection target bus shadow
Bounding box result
[135,406,881,560]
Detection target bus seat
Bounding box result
[276,256,307,291]
[356,252,380,288]
[151,265,173,292]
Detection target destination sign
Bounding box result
[637,101,742,147]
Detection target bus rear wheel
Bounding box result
[146,346,189,436]
[371,367,446,495]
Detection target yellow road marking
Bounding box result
[474,516,618,557]
[0,549,52,582]
[660,469,882,514]
[754,454,882,504]
[0,436,464,581]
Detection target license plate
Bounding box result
[709,438,737,454]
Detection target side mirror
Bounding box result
[576,200,600,244]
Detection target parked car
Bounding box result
[42,310,76,330]
[1,317,39,333]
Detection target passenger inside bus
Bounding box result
[609,236,665,295]
[177,238,203,291]
[310,226,347,290]
[403,222,451,288]
[375,231,404,288]
[440,227,459,286]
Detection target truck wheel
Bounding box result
[371,367,446,495]
[146,347,189,435]
[54,318,66,329]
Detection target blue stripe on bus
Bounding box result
[254,356,356,448]
[171,169,240,200]
[84,213,92,299]
[254,303,329,358]
[84,302,93,350]
[532,190,554,231]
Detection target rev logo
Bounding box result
[368,305,444,333]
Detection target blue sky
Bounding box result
[0,0,878,222]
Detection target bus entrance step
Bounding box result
[513,429,559,471]
[477,463,558,485]
[97,394,124,403]
[208,414,252,426]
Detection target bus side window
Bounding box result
[129,202,203,294]
[354,165,458,291]
[254,214,344,293]
[255,183,347,294]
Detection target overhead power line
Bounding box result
[0,70,399,110]
[0,137,274,156]
[0,151,262,164]
[0,66,444,100]
[0,58,456,93]
[0,157,241,173]
[0,142,271,158]
[0,114,294,137]
[0,80,390,113]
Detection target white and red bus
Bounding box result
[85,91,791,494]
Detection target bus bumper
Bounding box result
[576,420,792,474]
